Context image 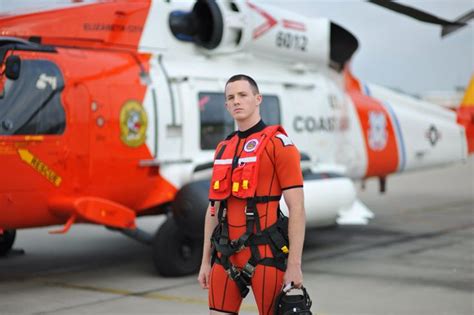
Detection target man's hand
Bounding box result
[283,262,303,288]
[197,262,212,289]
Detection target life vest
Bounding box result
[209,125,283,202]
[209,125,291,298]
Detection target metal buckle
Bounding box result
[226,265,240,280]
[245,206,254,217]
[241,263,255,279]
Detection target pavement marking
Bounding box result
[40,279,259,312]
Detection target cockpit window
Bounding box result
[0,59,65,135]
[198,92,281,150]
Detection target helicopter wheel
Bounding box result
[152,217,203,277]
[0,229,16,256]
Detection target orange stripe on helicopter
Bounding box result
[0,0,151,49]
[282,19,306,31]
[350,91,399,178]
[344,69,400,177]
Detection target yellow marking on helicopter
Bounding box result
[18,149,62,187]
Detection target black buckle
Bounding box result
[230,239,245,252]
[218,237,228,245]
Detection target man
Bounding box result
[198,74,306,314]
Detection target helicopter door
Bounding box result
[281,79,333,164]
[152,66,183,163]
[0,55,68,192]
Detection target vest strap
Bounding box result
[253,195,281,203]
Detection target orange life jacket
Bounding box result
[209,125,286,202]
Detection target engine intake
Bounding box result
[169,0,224,50]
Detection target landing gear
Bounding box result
[152,217,203,277]
[173,180,209,237]
[151,180,209,276]
[0,229,16,256]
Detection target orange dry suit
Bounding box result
[207,121,303,314]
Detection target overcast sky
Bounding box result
[272,0,473,95]
[1,0,473,94]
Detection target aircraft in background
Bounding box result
[0,0,473,276]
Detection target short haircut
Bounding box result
[225,74,260,95]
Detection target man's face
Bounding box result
[225,80,262,122]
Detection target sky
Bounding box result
[1,0,473,95]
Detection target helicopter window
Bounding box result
[199,92,234,150]
[260,94,281,126]
[0,59,65,136]
[199,92,281,150]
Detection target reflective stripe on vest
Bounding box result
[214,159,233,165]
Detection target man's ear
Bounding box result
[256,93,263,106]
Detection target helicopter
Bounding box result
[0,0,472,277]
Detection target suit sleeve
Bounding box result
[272,133,304,190]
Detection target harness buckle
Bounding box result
[245,207,255,217]
[241,262,256,279]
[221,208,227,219]
[226,265,240,280]
[230,239,246,252]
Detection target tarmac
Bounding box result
[0,157,473,315]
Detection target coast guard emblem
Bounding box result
[368,111,387,151]
[244,139,259,152]
[120,100,148,147]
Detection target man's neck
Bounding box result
[237,115,261,132]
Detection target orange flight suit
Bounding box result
[208,121,303,314]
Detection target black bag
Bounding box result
[274,285,312,315]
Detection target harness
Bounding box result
[208,125,290,298]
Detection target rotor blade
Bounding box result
[442,10,474,37]
[368,0,466,27]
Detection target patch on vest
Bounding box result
[275,134,294,146]
[244,139,259,152]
